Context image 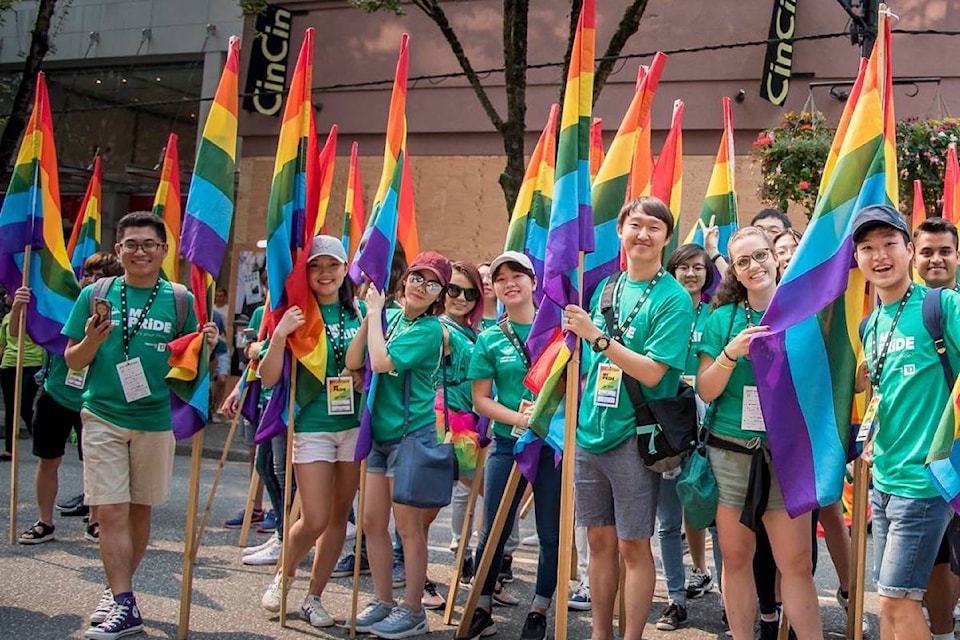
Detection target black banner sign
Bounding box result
[759,0,798,106]
[242,5,292,116]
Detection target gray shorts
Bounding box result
[575,437,659,540]
[367,425,436,478]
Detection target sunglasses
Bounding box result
[407,272,444,296]
[732,248,773,271]
[447,284,480,302]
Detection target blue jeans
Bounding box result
[872,490,950,600]
[474,436,561,609]
[255,432,291,540]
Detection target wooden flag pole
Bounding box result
[519,491,535,520]
[456,463,523,638]
[848,457,870,640]
[237,468,261,548]
[349,459,368,639]
[443,446,488,625]
[278,360,297,627]
[8,244,32,545]
[617,555,626,635]
[192,386,248,560]
[177,430,205,640]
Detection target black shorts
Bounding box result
[32,391,83,460]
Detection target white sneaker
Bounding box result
[261,573,294,612]
[345,521,357,541]
[301,594,334,627]
[243,532,279,557]
[244,537,282,566]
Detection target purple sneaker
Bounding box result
[84,596,144,639]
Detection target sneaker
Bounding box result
[85,522,100,542]
[56,493,83,510]
[422,580,446,610]
[345,520,357,541]
[493,580,519,607]
[449,535,461,551]
[18,520,55,545]
[757,617,779,640]
[256,510,277,533]
[498,555,514,583]
[223,508,264,529]
[685,568,712,599]
[520,611,547,640]
[460,556,475,585]
[243,532,279,556]
[60,501,89,518]
[84,596,144,639]
[521,533,539,547]
[331,551,370,578]
[369,604,428,639]
[656,602,688,631]
[260,573,293,613]
[457,607,496,639]
[836,588,871,634]
[351,599,396,633]
[89,589,114,626]
[392,562,406,589]
[301,594,334,628]
[568,581,591,611]
[242,536,281,566]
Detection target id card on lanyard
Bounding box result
[117,279,162,404]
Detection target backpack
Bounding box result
[858,287,954,386]
[89,276,191,337]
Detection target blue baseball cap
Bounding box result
[851,204,910,243]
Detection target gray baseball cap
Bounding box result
[307,234,348,264]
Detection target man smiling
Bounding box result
[914,217,959,291]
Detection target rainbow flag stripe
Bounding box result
[943,144,959,224]
[167,329,211,440]
[928,380,960,512]
[67,155,102,279]
[685,97,738,254]
[749,16,895,517]
[0,73,80,354]
[309,124,338,238]
[589,118,604,182]
[153,133,182,282]
[650,99,684,262]
[912,179,926,230]
[341,141,366,262]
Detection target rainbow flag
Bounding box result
[341,141,366,261]
[66,155,102,279]
[943,144,960,224]
[685,97,738,254]
[398,151,419,259]
[584,54,665,301]
[0,73,80,354]
[521,0,595,482]
[627,64,657,200]
[503,103,559,302]
[168,36,240,440]
[153,133,182,282]
[589,118,604,181]
[912,179,926,230]
[650,99,684,262]
[308,124,338,237]
[927,377,960,512]
[749,14,895,517]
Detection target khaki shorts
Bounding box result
[293,428,360,464]
[707,441,785,513]
[81,410,175,506]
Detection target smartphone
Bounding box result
[93,297,112,326]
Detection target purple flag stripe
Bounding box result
[171,397,206,441]
[181,216,229,277]
[255,350,292,444]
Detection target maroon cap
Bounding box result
[407,251,452,286]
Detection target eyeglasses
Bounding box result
[675,264,707,275]
[407,272,444,296]
[119,240,165,254]
[732,249,772,271]
[447,284,480,302]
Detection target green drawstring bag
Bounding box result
[676,443,718,529]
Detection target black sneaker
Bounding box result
[56,493,83,511]
[757,618,779,640]
[655,602,688,631]
[520,611,547,640]
[497,555,514,583]
[457,607,496,639]
[460,556,475,585]
[60,501,89,518]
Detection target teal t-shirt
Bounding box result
[44,354,85,412]
[578,273,692,453]
[468,320,534,440]
[864,286,960,499]
[372,309,444,442]
[685,302,712,377]
[247,305,274,406]
[697,302,766,441]
[438,316,478,413]
[479,317,498,332]
[62,278,198,431]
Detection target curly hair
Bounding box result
[711,227,775,308]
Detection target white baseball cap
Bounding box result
[307,234,348,264]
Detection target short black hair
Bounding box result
[117,211,166,242]
[617,196,674,239]
[665,243,715,291]
[914,216,959,249]
[750,208,792,229]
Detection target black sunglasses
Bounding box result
[447,284,480,302]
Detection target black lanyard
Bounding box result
[120,279,162,360]
[744,302,758,328]
[685,302,705,363]
[498,318,531,369]
[326,304,346,370]
[868,284,914,388]
[610,270,663,341]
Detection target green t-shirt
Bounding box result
[479,317,498,332]
[685,302,712,377]
[62,278,198,431]
[578,273,692,453]
[44,354,85,412]
[438,316,478,413]
[247,305,274,405]
[468,320,534,440]
[294,301,364,433]
[864,286,960,499]
[697,303,765,441]
[0,314,44,368]
[371,309,444,442]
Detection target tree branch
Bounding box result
[498,0,528,212]
[594,0,650,101]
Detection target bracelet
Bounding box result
[715,358,735,370]
[721,347,737,363]
[710,253,722,263]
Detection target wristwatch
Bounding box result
[592,333,612,353]
[709,253,722,262]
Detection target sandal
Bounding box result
[18,520,55,545]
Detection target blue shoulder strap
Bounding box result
[922,287,954,386]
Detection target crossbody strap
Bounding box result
[401,370,411,436]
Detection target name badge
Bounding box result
[64,366,89,390]
[594,363,622,408]
[681,375,696,388]
[326,376,355,416]
[512,399,534,439]
[856,393,882,443]
[117,357,151,403]
[741,386,766,432]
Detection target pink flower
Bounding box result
[798,180,810,190]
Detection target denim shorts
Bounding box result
[871,490,950,600]
[367,425,436,478]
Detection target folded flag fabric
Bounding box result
[66,155,102,279]
[943,144,960,224]
[912,179,926,230]
[650,99,684,263]
[308,124,338,238]
[153,133,182,282]
[927,378,960,513]
[167,331,211,440]
[341,141,366,262]
[589,118,604,182]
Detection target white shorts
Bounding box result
[293,428,360,464]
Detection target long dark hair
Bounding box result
[712,227,774,308]
[449,261,485,330]
[665,244,714,291]
[338,275,358,319]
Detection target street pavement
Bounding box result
[0,429,877,639]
